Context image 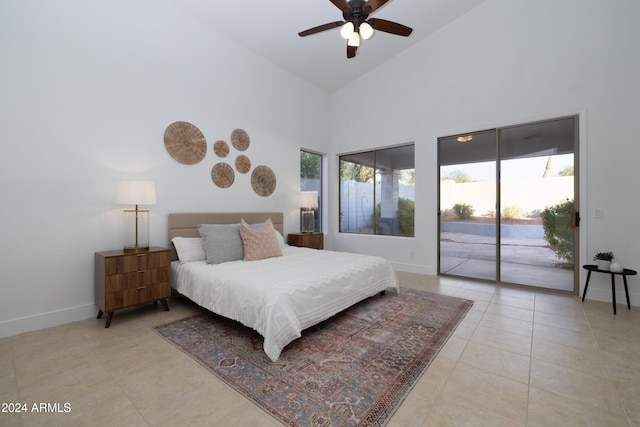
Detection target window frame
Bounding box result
[338,143,415,237]
[300,149,323,233]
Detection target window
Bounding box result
[300,150,323,232]
[339,144,415,237]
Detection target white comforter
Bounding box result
[172,246,399,361]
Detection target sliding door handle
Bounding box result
[571,210,580,228]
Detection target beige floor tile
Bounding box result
[494,286,536,302]
[531,337,609,379]
[425,396,522,427]
[211,401,283,427]
[492,294,536,311]
[436,361,529,424]
[470,325,532,356]
[459,341,530,384]
[530,358,625,416]
[14,341,96,389]
[479,312,533,337]
[532,323,598,352]
[607,374,640,425]
[485,302,534,322]
[450,319,477,340]
[453,288,495,302]
[434,335,468,362]
[534,299,586,317]
[533,310,590,333]
[527,386,628,427]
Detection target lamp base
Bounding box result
[301,210,315,233]
[122,208,150,253]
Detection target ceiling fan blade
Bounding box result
[330,0,352,12]
[347,44,357,58]
[363,0,389,14]
[298,21,344,37]
[368,18,413,37]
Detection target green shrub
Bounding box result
[502,205,524,220]
[374,197,415,237]
[397,197,415,237]
[453,203,475,220]
[541,198,574,263]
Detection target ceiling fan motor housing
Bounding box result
[343,0,370,28]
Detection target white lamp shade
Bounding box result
[360,22,374,40]
[115,181,157,205]
[340,21,355,39]
[299,191,318,209]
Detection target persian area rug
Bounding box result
[154,288,473,427]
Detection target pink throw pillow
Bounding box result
[240,218,283,261]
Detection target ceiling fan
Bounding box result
[298,0,413,58]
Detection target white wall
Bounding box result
[0,0,330,336]
[329,0,640,304]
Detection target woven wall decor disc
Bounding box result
[211,162,235,188]
[251,165,276,197]
[235,155,251,174]
[213,140,229,158]
[231,128,250,151]
[164,121,207,165]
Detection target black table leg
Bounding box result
[623,275,631,310]
[611,275,617,315]
[582,271,592,302]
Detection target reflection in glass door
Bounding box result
[498,119,575,290]
[438,117,578,292]
[439,130,497,281]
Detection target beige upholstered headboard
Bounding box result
[168,212,284,260]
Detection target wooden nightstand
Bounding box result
[288,233,324,250]
[95,247,171,327]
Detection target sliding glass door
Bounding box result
[438,117,578,292]
[439,130,497,281]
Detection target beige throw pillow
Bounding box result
[239,218,283,261]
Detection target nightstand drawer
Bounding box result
[104,282,171,311]
[104,251,170,274]
[104,267,170,292]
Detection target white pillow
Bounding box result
[273,229,286,249]
[172,237,206,264]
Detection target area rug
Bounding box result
[154,288,473,426]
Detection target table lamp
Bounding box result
[299,191,318,233]
[115,180,157,253]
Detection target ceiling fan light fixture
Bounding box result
[347,31,360,47]
[360,21,374,40]
[340,21,355,39]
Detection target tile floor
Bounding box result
[1,272,639,426]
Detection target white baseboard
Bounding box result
[0,303,96,339]
[391,262,435,276]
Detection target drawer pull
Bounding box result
[136,286,146,290]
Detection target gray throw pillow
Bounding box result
[197,223,262,264]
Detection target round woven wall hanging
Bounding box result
[231,128,250,151]
[211,162,235,188]
[213,140,229,158]
[235,155,251,174]
[251,165,276,197]
[164,121,207,165]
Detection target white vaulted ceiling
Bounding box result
[162,0,486,92]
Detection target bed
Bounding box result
[168,212,399,362]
